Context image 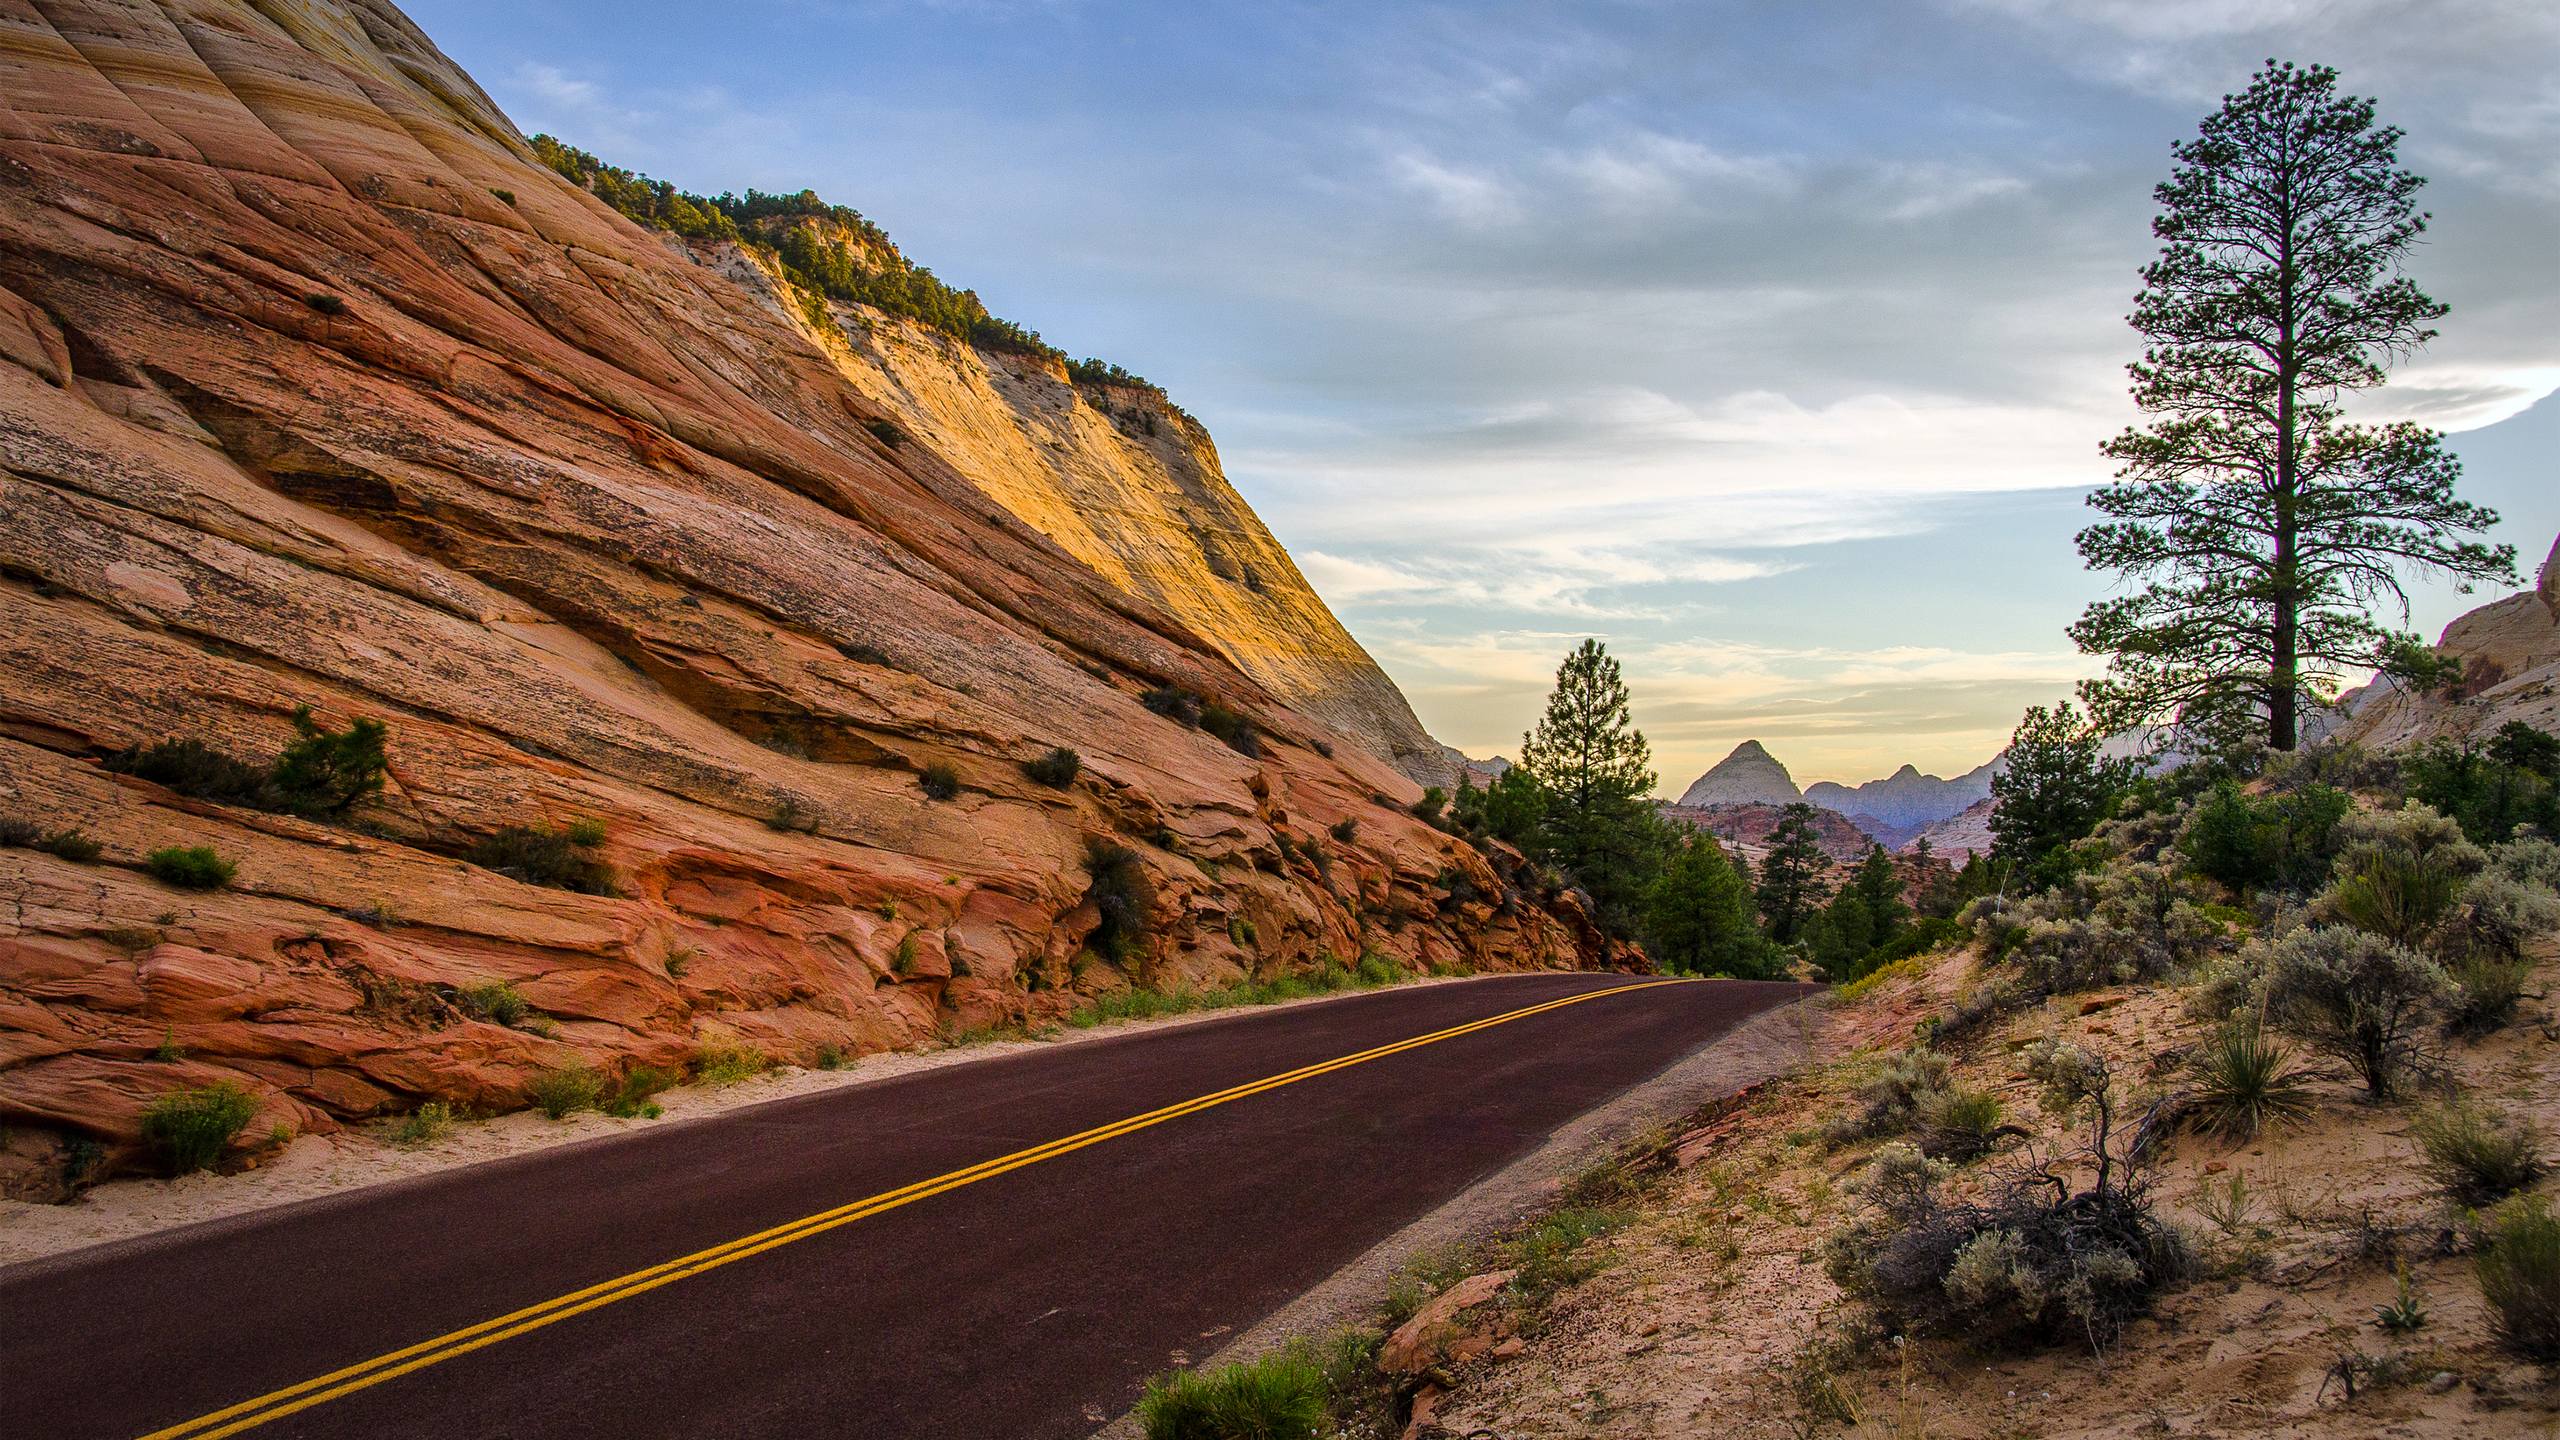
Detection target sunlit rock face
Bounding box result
[702,237,1449,786]
[2333,534,2560,750]
[0,0,1615,1188]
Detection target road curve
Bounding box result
[0,973,1809,1440]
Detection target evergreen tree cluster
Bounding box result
[1448,641,1985,983]
[526,135,1130,372]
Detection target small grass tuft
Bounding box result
[604,1065,678,1118]
[141,1083,257,1174]
[526,1065,604,1119]
[918,763,961,801]
[2412,1098,2547,1208]
[455,981,531,1027]
[1134,1345,1326,1440]
[389,1101,454,1147]
[2478,1194,2560,1359]
[692,1040,770,1086]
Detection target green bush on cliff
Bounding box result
[142,1083,258,1174]
[146,845,235,890]
[266,706,391,816]
[1024,747,1082,787]
[107,708,390,820]
[1083,840,1154,963]
[464,824,618,896]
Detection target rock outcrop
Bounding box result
[1674,741,1801,808]
[2334,533,2560,750]
[0,0,1619,1190]
[1902,795,1997,859]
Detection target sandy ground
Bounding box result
[0,975,1495,1269]
[1426,947,2560,1440]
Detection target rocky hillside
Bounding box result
[0,0,1619,1189]
[2338,534,2560,750]
[1660,802,1879,865]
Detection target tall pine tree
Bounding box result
[1518,639,1662,930]
[1753,802,1828,944]
[2075,60,2513,751]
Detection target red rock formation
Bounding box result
[0,0,1624,1191]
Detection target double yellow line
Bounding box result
[139,978,1677,1440]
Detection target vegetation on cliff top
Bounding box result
[527,134,1160,395]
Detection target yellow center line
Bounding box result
[136,977,1687,1440]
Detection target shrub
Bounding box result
[918,763,961,801]
[2411,1100,2547,1207]
[1197,700,1260,758]
[1023,747,1081,787]
[1354,950,1401,986]
[106,737,270,805]
[1328,818,1357,845]
[2445,952,2536,1035]
[2257,926,2449,1098]
[2183,780,2350,893]
[2478,1195,2560,1359]
[1134,1346,1326,1440]
[2439,871,2560,970]
[455,981,530,1026]
[692,1040,769,1086]
[2484,834,2560,892]
[2316,803,2485,944]
[1915,1086,2009,1164]
[604,1065,679,1118]
[141,1083,258,1174]
[1140,687,1202,726]
[464,825,617,895]
[2185,1021,2315,1139]
[526,1065,603,1119]
[1,821,102,862]
[146,845,235,890]
[1408,787,1447,825]
[1084,840,1154,963]
[390,1101,454,1147]
[266,706,390,816]
[1827,1046,2185,1352]
[1827,1047,1952,1146]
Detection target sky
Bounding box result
[408,0,2560,790]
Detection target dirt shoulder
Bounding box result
[1409,946,2560,1439]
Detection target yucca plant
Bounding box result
[2187,1019,2316,1139]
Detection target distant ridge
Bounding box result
[1673,742,2003,847]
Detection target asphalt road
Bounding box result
[0,973,1809,1440]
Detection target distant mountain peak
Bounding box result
[1677,740,1802,808]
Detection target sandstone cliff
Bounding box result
[2335,533,2560,749]
[708,242,1451,785]
[0,0,1616,1190]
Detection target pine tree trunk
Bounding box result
[2270,220,2301,753]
